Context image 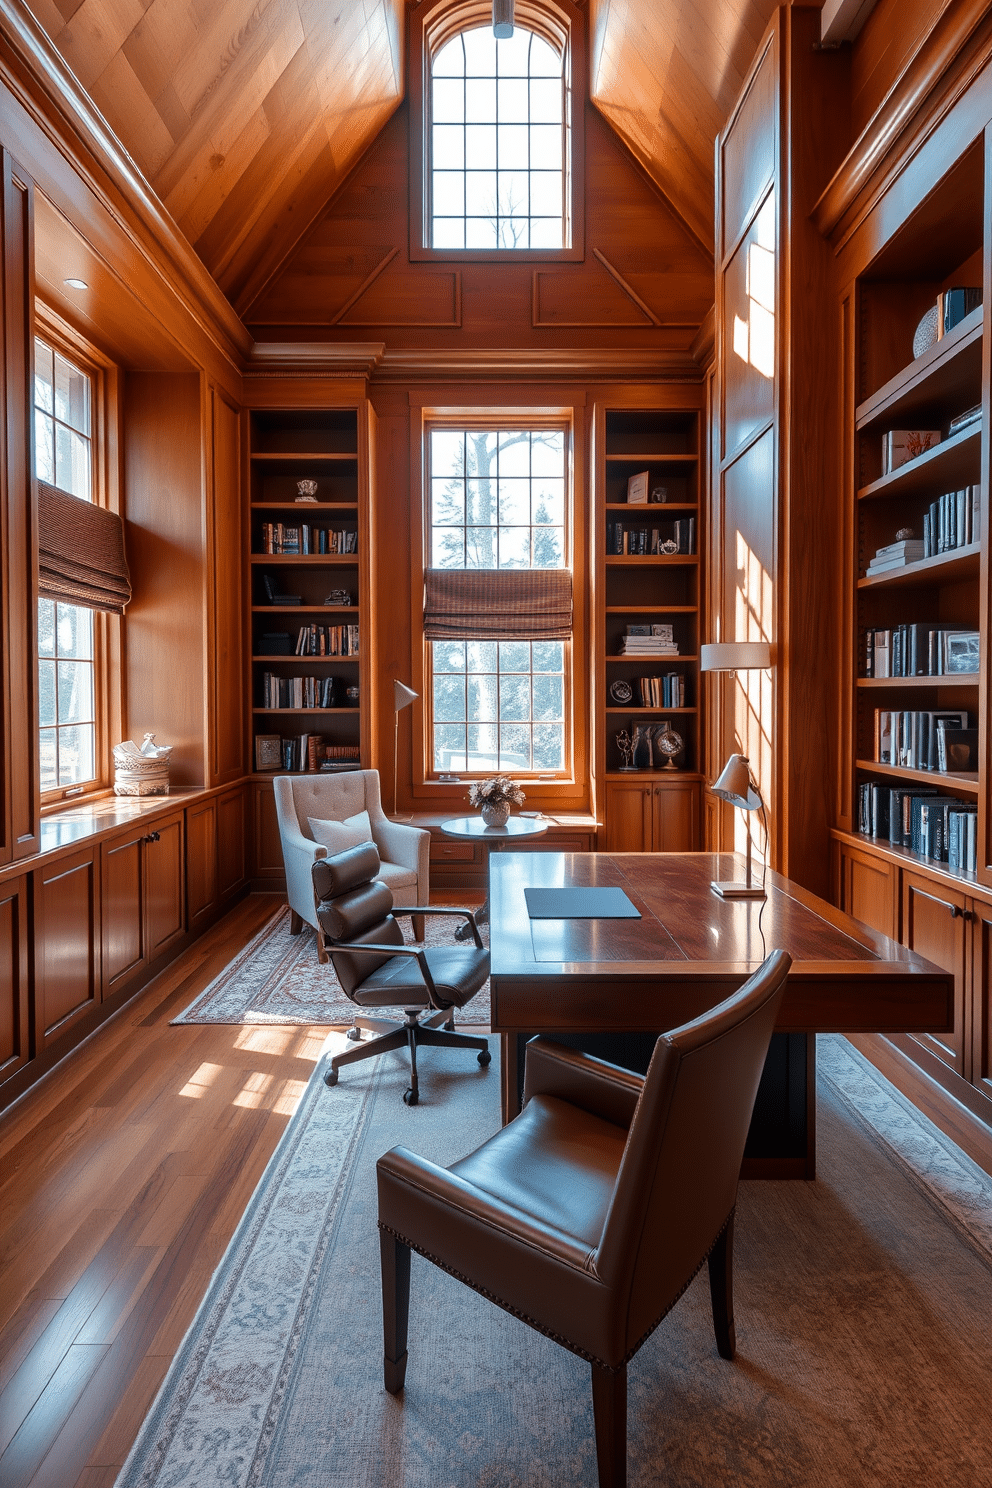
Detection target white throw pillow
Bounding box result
[307,810,374,855]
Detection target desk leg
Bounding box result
[499,1033,518,1125]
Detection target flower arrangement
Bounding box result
[467,775,526,810]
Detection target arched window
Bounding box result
[430,25,566,250]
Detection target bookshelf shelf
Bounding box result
[595,402,703,850]
[855,758,979,793]
[858,545,980,588]
[857,425,981,503]
[856,674,978,689]
[855,305,983,432]
[246,406,368,774]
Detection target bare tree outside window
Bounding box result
[429,428,567,774]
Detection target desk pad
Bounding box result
[524,887,641,919]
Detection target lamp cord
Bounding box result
[756,796,769,963]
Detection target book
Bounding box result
[626,471,649,504]
[882,429,940,474]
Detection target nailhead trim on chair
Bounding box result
[377,1207,735,1373]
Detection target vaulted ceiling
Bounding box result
[23,0,809,315]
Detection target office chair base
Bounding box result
[325,1006,491,1100]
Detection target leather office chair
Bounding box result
[274,770,430,960]
[376,948,792,1487]
[313,843,492,1105]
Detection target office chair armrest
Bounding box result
[390,906,484,948]
[377,1146,595,1273]
[522,1038,643,1130]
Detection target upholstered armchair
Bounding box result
[273,770,429,960]
[377,950,792,1488]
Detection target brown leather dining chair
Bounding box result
[376,948,792,1488]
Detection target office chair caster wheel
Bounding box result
[403,1087,419,1106]
[478,1049,492,1067]
[347,1027,362,1041]
[324,1067,339,1087]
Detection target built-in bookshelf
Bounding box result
[247,408,369,775]
[595,403,704,851]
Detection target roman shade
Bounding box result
[423,568,572,640]
[38,480,132,615]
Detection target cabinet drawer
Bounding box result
[430,841,477,862]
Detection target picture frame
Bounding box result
[626,470,649,504]
[255,733,282,771]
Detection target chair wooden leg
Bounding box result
[708,1213,736,1360]
[591,1362,627,1488]
[289,909,303,935]
[379,1229,411,1394]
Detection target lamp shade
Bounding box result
[700,641,772,672]
[710,753,762,810]
[393,680,418,712]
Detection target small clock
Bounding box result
[609,679,633,704]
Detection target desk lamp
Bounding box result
[393,681,418,816]
[709,754,767,899]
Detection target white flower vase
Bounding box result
[481,802,510,827]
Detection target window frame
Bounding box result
[408,0,586,263]
[409,396,589,807]
[34,308,122,810]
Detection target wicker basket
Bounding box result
[114,735,172,796]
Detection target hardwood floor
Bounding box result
[0,891,427,1488]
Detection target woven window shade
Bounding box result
[424,567,572,641]
[38,481,131,615]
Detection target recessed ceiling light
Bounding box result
[64,277,88,289]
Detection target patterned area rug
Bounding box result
[115,1035,992,1488]
[172,904,491,1027]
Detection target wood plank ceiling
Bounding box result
[23,0,805,315]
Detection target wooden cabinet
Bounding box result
[186,797,218,931]
[246,405,371,778]
[34,845,101,1049]
[102,811,184,997]
[250,779,285,884]
[834,838,897,940]
[217,785,248,899]
[0,873,29,1089]
[604,778,700,853]
[594,398,705,850]
[901,868,969,1076]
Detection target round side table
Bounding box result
[441,814,550,938]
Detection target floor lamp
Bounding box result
[700,641,773,899]
[393,681,418,817]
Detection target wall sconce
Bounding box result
[492,0,514,37]
[699,640,773,673]
[393,681,418,816]
[709,754,767,899]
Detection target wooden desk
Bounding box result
[488,851,953,1176]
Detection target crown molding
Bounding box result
[812,0,992,248]
[373,345,706,383]
[689,306,715,370]
[245,342,387,378]
[0,0,250,367]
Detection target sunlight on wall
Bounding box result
[732,530,773,862]
[731,194,775,380]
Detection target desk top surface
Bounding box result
[488,850,936,982]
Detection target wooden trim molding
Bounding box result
[0,0,250,368]
[245,343,386,379]
[813,0,992,247]
[375,346,707,383]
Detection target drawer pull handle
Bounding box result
[144,831,161,844]
[949,903,963,919]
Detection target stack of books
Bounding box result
[636,674,685,707]
[872,708,970,771]
[857,782,978,872]
[619,624,679,656]
[922,484,981,556]
[865,624,979,676]
[866,538,924,575]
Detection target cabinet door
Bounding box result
[0,873,30,1087]
[217,786,247,899]
[35,847,101,1048]
[251,782,286,882]
[102,831,145,995]
[901,870,967,1075]
[186,799,218,930]
[145,815,185,959]
[968,900,992,1102]
[604,783,652,852]
[651,780,700,851]
[837,841,897,939]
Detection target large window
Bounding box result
[428,426,568,774]
[430,25,566,250]
[33,339,97,795]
